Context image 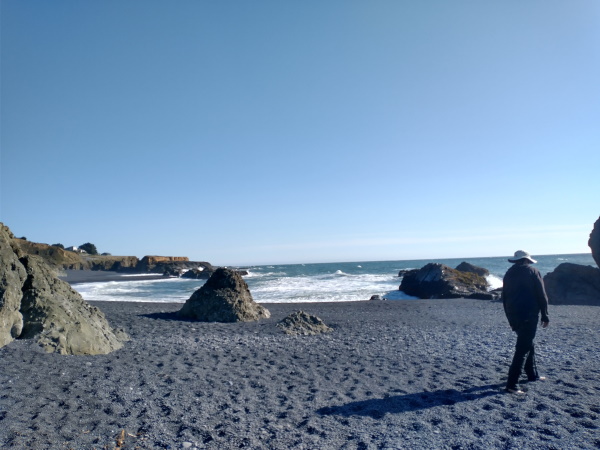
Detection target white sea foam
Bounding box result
[69,254,595,304]
[485,274,503,291]
[120,273,165,277]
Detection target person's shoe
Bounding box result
[527,376,546,382]
[506,387,526,395]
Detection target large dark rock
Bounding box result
[455,262,490,277]
[544,262,600,306]
[0,223,128,354]
[178,268,270,322]
[277,311,333,335]
[399,263,489,299]
[589,216,600,268]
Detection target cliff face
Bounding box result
[15,240,85,269]
[136,255,188,270]
[14,238,212,275]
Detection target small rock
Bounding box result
[277,311,333,336]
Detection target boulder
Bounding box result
[543,262,600,306]
[399,263,489,299]
[589,216,600,268]
[178,268,270,322]
[0,222,128,354]
[18,255,129,354]
[277,311,333,335]
[455,262,490,277]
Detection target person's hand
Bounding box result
[541,321,549,328]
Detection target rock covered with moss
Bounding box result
[179,267,270,322]
[277,310,333,335]
[0,223,128,355]
[455,261,490,277]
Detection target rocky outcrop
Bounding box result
[277,311,333,335]
[398,269,414,277]
[136,256,189,272]
[138,258,214,276]
[89,256,140,272]
[0,223,128,354]
[15,240,86,269]
[179,268,270,322]
[15,238,217,276]
[589,216,600,268]
[399,263,489,299]
[18,255,129,354]
[543,263,600,306]
[181,268,211,279]
[455,262,490,277]
[0,224,26,347]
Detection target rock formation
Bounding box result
[16,240,214,275]
[399,263,490,299]
[543,263,600,306]
[455,262,490,277]
[277,310,333,335]
[178,268,270,322]
[136,255,190,272]
[0,224,26,348]
[181,268,211,279]
[589,216,600,268]
[398,269,414,277]
[0,223,128,354]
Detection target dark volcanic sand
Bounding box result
[1,299,599,449]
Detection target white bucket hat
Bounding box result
[508,250,537,264]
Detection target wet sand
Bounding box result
[1,299,599,449]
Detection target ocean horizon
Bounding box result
[72,253,595,304]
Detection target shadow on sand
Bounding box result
[317,384,503,419]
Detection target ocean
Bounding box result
[72,253,596,304]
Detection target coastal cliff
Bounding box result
[13,239,212,275]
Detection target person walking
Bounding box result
[502,250,550,394]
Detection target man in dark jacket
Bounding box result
[502,250,550,394]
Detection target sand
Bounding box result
[1,299,599,449]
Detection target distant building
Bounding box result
[65,246,87,253]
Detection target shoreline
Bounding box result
[59,269,168,284]
[2,299,599,448]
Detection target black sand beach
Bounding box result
[1,299,599,449]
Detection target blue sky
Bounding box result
[1,1,599,266]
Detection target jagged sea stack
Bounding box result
[0,223,128,355]
[179,267,270,322]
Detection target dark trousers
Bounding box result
[507,319,539,389]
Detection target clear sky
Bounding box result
[1,1,599,266]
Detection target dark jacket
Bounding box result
[502,261,549,330]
